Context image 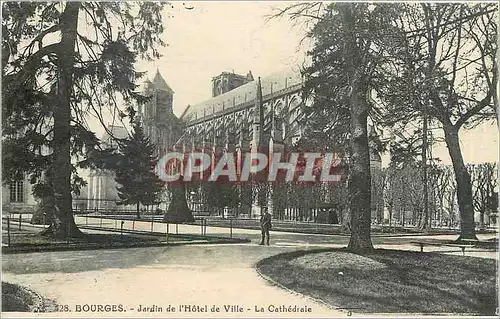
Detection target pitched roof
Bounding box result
[151,70,174,94]
[181,68,303,121]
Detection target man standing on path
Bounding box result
[259,206,272,245]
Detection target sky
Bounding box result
[108,1,497,166]
[136,1,309,115]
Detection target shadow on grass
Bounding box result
[256,248,497,315]
[1,281,55,312]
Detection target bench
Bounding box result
[410,241,475,256]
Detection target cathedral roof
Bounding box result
[148,70,174,94]
[181,68,303,122]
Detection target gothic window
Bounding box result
[9,180,24,203]
[216,79,223,96]
[289,97,300,111]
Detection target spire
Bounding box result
[152,70,174,94]
[251,77,264,150]
[253,77,263,125]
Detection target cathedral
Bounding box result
[85,68,313,214]
[176,68,309,218]
[175,69,381,220]
[2,68,381,223]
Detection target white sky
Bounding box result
[136,1,309,115]
[110,1,497,166]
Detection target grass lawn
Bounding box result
[1,231,236,254]
[4,232,197,246]
[256,248,497,315]
[1,282,54,312]
[193,218,442,235]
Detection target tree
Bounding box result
[160,150,195,223]
[115,122,164,219]
[468,163,497,229]
[276,3,403,251]
[432,165,454,227]
[2,3,166,238]
[163,177,196,223]
[380,3,497,240]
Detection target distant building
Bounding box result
[212,71,254,97]
[180,68,305,146]
[85,125,129,212]
[86,70,182,212]
[139,70,182,156]
[178,68,382,219]
[85,67,384,219]
[2,177,37,214]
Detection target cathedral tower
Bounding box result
[139,70,182,156]
[212,70,254,97]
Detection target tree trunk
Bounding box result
[31,178,53,225]
[401,204,406,227]
[339,4,374,252]
[43,3,83,239]
[377,203,383,225]
[347,91,373,251]
[439,205,443,227]
[346,83,373,251]
[479,209,485,230]
[388,204,393,230]
[418,206,431,230]
[419,109,429,231]
[136,202,140,219]
[163,179,195,223]
[443,125,477,240]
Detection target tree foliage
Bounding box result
[276,2,404,251]
[2,2,166,237]
[275,2,497,241]
[380,3,497,239]
[115,122,165,218]
[468,163,497,228]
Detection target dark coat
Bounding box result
[260,213,272,230]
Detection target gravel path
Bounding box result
[2,244,345,318]
[2,221,496,318]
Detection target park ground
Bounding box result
[1,216,498,317]
[257,248,497,315]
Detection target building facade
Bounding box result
[85,71,183,212]
[84,68,383,221]
[177,68,382,220]
[2,178,37,214]
[178,69,307,217]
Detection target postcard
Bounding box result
[2,1,498,318]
